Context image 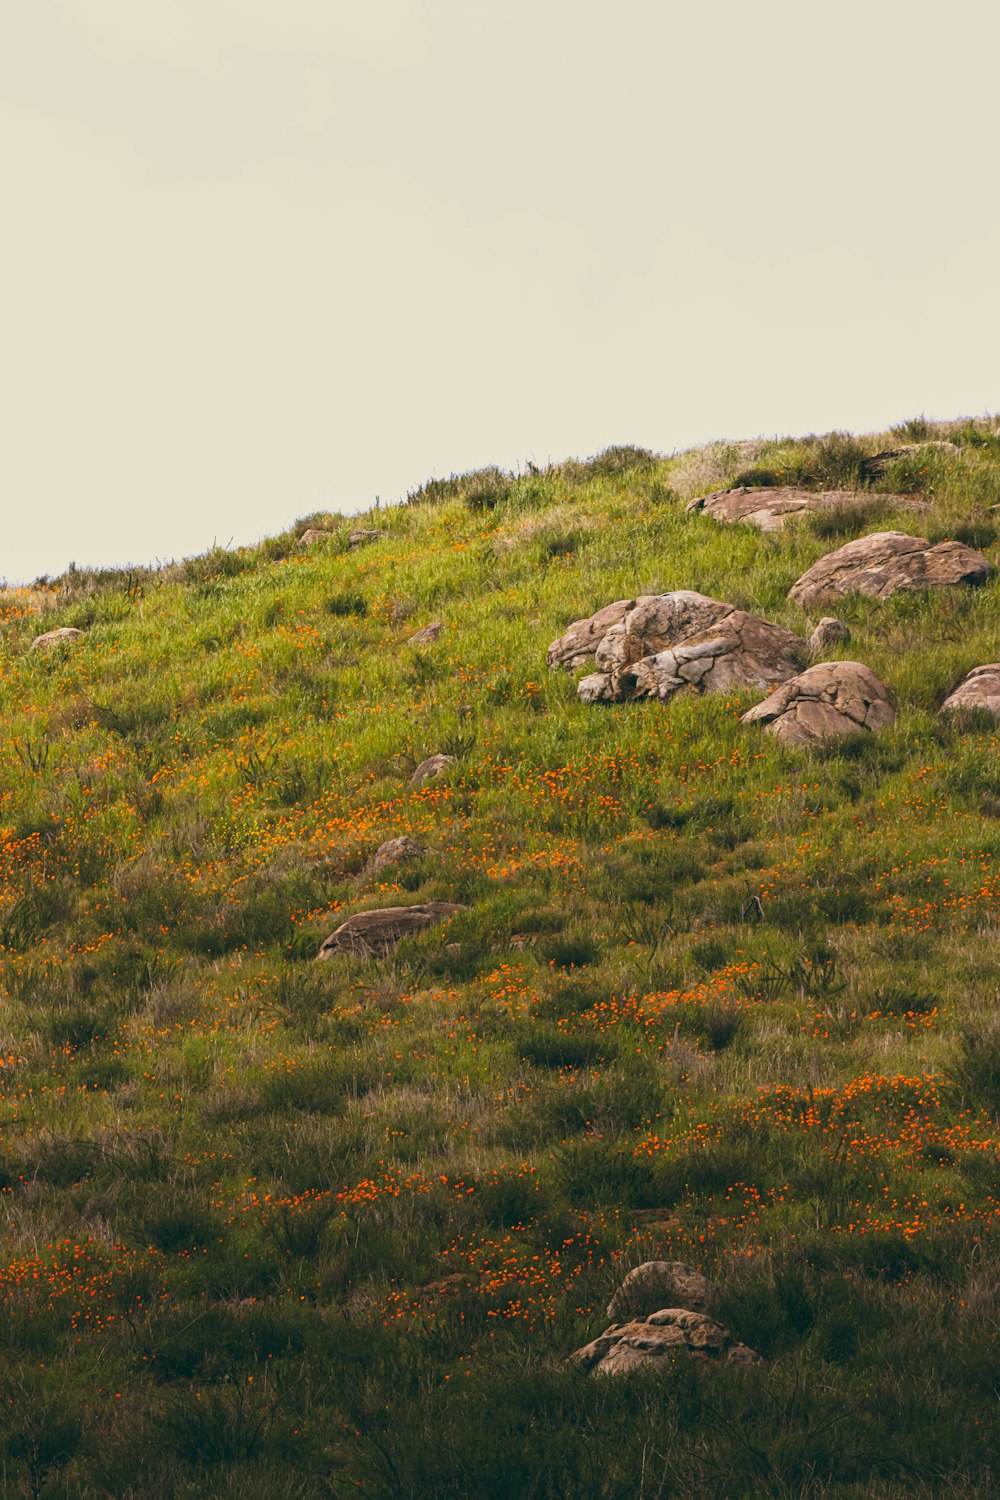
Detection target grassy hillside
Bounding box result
[1,417,998,1496]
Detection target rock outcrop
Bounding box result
[685,487,919,532]
[349,529,382,550]
[607,1261,709,1322]
[562,591,807,705]
[317,902,465,958]
[941,664,1000,719]
[409,754,457,788]
[741,661,894,745]
[361,836,428,883]
[789,532,991,610]
[30,627,84,651]
[808,617,851,655]
[574,1309,760,1376]
[299,528,332,545]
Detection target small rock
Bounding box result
[409,754,457,788]
[789,532,991,611]
[361,836,428,883]
[941,664,1000,719]
[317,902,466,958]
[808,617,851,655]
[299,528,332,545]
[30,627,84,652]
[607,1261,709,1322]
[349,529,382,550]
[408,622,443,645]
[742,661,895,745]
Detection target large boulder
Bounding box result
[360,836,428,883]
[299,528,332,545]
[742,661,895,745]
[30,627,84,651]
[569,592,807,705]
[573,1309,760,1376]
[409,754,457,788]
[941,664,1000,719]
[789,532,991,610]
[607,1261,709,1322]
[547,598,645,672]
[685,487,919,532]
[317,902,465,958]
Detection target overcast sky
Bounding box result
[3,1,999,583]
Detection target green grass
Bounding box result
[0,417,998,1495]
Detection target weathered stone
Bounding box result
[573,1309,761,1376]
[30,627,84,652]
[568,593,806,706]
[808,617,851,655]
[360,836,428,883]
[742,661,895,745]
[409,754,457,788]
[941,664,1000,719]
[789,532,991,611]
[547,598,646,672]
[607,1261,709,1322]
[686,487,920,532]
[348,529,382,550]
[317,902,466,958]
[408,622,443,645]
[299,528,332,545]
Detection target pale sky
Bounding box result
[3,1,999,583]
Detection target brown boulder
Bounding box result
[789,532,991,611]
[686,487,919,532]
[30,627,84,651]
[409,754,457,788]
[607,1261,709,1322]
[360,836,428,882]
[573,1309,761,1376]
[941,665,1000,719]
[317,902,465,958]
[574,592,806,705]
[808,617,851,654]
[547,598,645,672]
[408,622,443,645]
[742,661,895,745]
[299,528,332,545]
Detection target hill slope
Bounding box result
[1,417,998,1495]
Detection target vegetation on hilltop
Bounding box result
[0,416,998,1496]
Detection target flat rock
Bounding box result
[408,622,443,645]
[317,902,466,958]
[790,532,991,611]
[409,754,457,788]
[360,836,428,882]
[607,1261,709,1322]
[742,661,895,745]
[568,592,806,705]
[808,617,851,654]
[686,487,920,532]
[573,1309,760,1376]
[941,664,1000,719]
[348,529,383,550]
[30,627,84,651]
